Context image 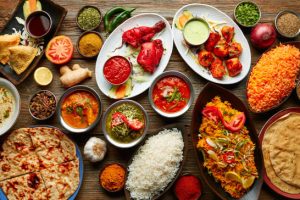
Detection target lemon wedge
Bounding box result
[34,67,53,86]
[241,176,255,189]
[225,171,241,183]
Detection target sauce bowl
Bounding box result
[25,10,52,39]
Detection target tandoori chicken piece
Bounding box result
[122,21,166,48]
[225,57,242,77]
[137,39,164,73]
[221,26,234,43]
[198,49,214,68]
[228,42,243,58]
[210,57,226,79]
[204,32,221,52]
[213,39,229,58]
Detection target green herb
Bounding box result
[66,106,73,113]
[235,2,260,26]
[3,109,9,118]
[77,7,101,30]
[166,87,183,102]
[76,106,83,117]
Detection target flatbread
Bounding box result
[0,34,20,64]
[41,159,79,200]
[0,172,48,200]
[8,45,37,75]
[269,113,300,187]
[262,113,300,194]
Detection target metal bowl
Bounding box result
[275,10,300,38]
[25,10,53,39]
[102,100,149,148]
[29,90,57,121]
[76,5,102,31]
[57,85,102,133]
[148,71,194,118]
[76,31,105,59]
[234,1,261,28]
[0,78,20,136]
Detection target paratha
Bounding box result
[0,34,20,64]
[8,45,37,75]
[41,159,79,200]
[0,172,48,200]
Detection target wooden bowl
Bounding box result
[124,123,188,200]
[245,41,300,114]
[190,83,264,200]
[258,107,300,199]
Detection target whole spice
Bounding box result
[100,163,126,192]
[29,91,56,120]
[235,2,260,26]
[277,12,300,37]
[84,137,107,162]
[77,7,101,30]
[174,175,202,200]
[78,33,103,57]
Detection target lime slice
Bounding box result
[34,67,53,86]
[241,176,255,189]
[225,171,241,183]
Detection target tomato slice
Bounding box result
[222,151,235,164]
[111,112,128,127]
[45,35,73,65]
[223,112,246,132]
[127,119,144,131]
[202,106,222,123]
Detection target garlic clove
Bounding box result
[84,137,107,162]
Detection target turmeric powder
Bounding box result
[100,163,126,192]
[78,32,102,57]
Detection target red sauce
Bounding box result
[152,76,190,113]
[27,14,51,37]
[103,56,131,85]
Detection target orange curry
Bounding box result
[61,91,99,129]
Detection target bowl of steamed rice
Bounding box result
[124,125,187,200]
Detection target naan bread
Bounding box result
[0,34,20,64]
[0,172,48,200]
[262,113,300,194]
[2,128,33,154]
[8,45,37,75]
[41,159,79,200]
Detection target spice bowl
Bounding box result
[275,10,300,38]
[76,5,102,31]
[76,31,104,58]
[99,162,127,193]
[234,1,261,28]
[173,173,202,200]
[29,90,57,121]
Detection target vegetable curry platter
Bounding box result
[0,0,299,200]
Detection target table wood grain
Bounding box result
[0,0,299,199]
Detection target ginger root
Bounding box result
[60,64,92,88]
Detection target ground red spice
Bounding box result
[174,175,202,200]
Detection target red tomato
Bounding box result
[127,119,144,131]
[202,106,222,123]
[223,112,246,132]
[45,35,73,65]
[111,112,128,127]
[222,151,235,164]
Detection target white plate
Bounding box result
[172,4,251,85]
[95,13,173,99]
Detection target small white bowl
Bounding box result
[0,78,20,136]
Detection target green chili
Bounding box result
[104,7,127,31]
[108,8,136,33]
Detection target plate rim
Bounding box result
[171,3,251,85]
[95,12,174,99]
[258,107,300,199]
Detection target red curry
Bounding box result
[61,91,99,129]
[152,76,190,113]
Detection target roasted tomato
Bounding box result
[210,58,226,79]
[45,35,73,65]
[213,39,229,58]
[228,42,243,58]
[223,112,246,132]
[221,26,234,43]
[111,112,128,127]
[127,119,144,130]
[204,32,221,52]
[202,106,222,123]
[222,151,235,164]
[198,49,214,68]
[225,58,242,77]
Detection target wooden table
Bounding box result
[0,0,299,199]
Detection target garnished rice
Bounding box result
[126,128,184,200]
[247,44,300,112]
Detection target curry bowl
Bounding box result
[102,100,148,148]
[190,83,263,200]
[57,85,102,133]
[148,70,194,118]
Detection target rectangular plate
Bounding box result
[0,0,67,85]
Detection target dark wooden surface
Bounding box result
[0,0,299,199]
